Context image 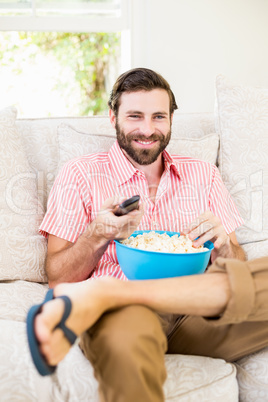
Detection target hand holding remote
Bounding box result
[114,195,140,216]
[91,195,143,242]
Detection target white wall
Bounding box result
[130,0,268,113]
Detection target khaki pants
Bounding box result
[80,257,268,402]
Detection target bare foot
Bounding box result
[34,277,117,366]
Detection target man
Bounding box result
[32,68,268,401]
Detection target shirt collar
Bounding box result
[108,141,182,186]
[108,141,139,185]
[162,149,182,180]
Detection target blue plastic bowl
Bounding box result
[115,230,214,280]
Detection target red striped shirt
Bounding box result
[40,141,243,280]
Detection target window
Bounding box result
[0,0,130,117]
[0,1,129,31]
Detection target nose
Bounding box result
[140,117,155,136]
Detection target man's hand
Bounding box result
[87,196,144,242]
[183,210,228,249]
[46,196,144,286]
[183,210,246,261]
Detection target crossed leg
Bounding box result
[33,264,229,366]
[34,278,119,365]
[80,305,168,402]
[33,257,268,374]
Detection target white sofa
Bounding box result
[1,75,268,401]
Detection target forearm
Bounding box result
[229,242,247,260]
[46,198,144,287]
[102,272,231,318]
[212,239,246,262]
[46,225,109,287]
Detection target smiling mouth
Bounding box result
[134,140,157,145]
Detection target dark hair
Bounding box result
[108,67,178,116]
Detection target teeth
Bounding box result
[137,140,154,144]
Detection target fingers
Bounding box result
[183,211,213,234]
[191,227,225,248]
[113,202,144,240]
[93,195,144,241]
[183,211,214,240]
[214,235,230,250]
[99,195,126,212]
[35,314,51,344]
[99,195,142,217]
[34,299,64,343]
[126,201,144,218]
[187,221,214,241]
[183,210,228,248]
[35,299,71,366]
[39,328,71,366]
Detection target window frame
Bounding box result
[0,0,130,32]
[0,0,131,70]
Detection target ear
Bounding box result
[109,109,116,129]
[170,112,174,125]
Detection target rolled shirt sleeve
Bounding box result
[209,166,244,234]
[39,161,91,243]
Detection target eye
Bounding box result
[154,115,166,120]
[129,115,140,119]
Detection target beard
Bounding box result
[116,121,171,166]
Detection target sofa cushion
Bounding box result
[216,76,268,257]
[164,354,238,401]
[242,239,268,261]
[0,107,47,282]
[235,346,268,401]
[0,280,48,322]
[168,133,219,164]
[0,319,238,402]
[57,123,219,171]
[57,123,115,170]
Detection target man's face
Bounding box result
[111,89,172,166]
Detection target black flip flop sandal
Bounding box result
[26,288,77,376]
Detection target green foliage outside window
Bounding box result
[0,31,120,116]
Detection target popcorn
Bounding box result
[121,231,208,253]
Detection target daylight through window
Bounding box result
[0,1,129,117]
